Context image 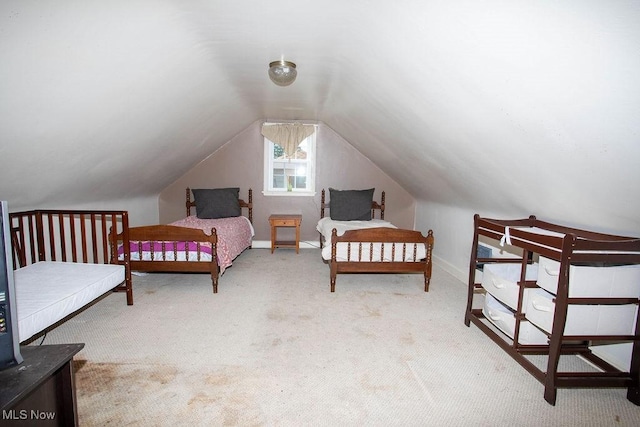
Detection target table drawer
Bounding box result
[273,219,298,227]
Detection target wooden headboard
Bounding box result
[185,188,253,223]
[320,189,385,220]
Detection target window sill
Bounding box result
[262,190,316,197]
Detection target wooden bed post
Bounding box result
[186,188,192,217]
[210,264,219,294]
[424,229,434,292]
[121,212,133,305]
[319,189,326,249]
[248,188,253,224]
[330,228,338,292]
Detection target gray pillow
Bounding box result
[329,188,375,221]
[192,188,240,219]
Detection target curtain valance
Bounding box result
[261,123,316,157]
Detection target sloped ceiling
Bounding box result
[1,1,639,230]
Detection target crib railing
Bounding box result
[9,209,133,304]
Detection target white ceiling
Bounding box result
[1,1,639,231]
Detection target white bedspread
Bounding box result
[14,261,125,342]
[316,217,427,262]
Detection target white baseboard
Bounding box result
[432,254,467,284]
[251,240,322,250]
[252,241,468,285]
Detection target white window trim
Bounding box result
[263,126,317,197]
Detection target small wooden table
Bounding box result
[269,214,302,253]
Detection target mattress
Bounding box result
[525,288,639,336]
[497,226,566,251]
[316,217,428,262]
[481,263,538,312]
[482,293,548,345]
[537,256,640,298]
[14,261,125,342]
[317,217,396,238]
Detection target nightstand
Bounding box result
[269,214,302,253]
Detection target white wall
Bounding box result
[160,121,415,242]
[12,196,161,229]
[414,202,475,283]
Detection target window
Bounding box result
[263,125,317,196]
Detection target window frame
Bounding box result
[262,126,317,197]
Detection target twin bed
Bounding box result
[111,188,254,293]
[316,188,434,292]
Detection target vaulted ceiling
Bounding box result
[1,1,639,231]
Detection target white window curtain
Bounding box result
[261,123,316,157]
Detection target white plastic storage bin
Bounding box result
[537,256,640,298]
[481,263,538,312]
[525,288,639,336]
[482,293,549,345]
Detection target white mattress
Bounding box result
[14,261,125,343]
[497,226,566,252]
[316,217,427,262]
[498,226,640,257]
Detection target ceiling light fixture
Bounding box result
[268,60,297,86]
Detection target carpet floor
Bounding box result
[36,248,640,426]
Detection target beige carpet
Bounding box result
[36,249,640,426]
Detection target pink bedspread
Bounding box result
[169,216,254,273]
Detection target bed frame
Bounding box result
[10,209,133,305]
[320,189,434,292]
[110,188,253,293]
[9,209,132,344]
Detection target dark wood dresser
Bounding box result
[0,343,84,426]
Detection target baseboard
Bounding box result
[251,240,322,250]
[252,241,468,285]
[432,254,467,284]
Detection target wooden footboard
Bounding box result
[10,209,133,305]
[110,225,220,293]
[329,227,434,292]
